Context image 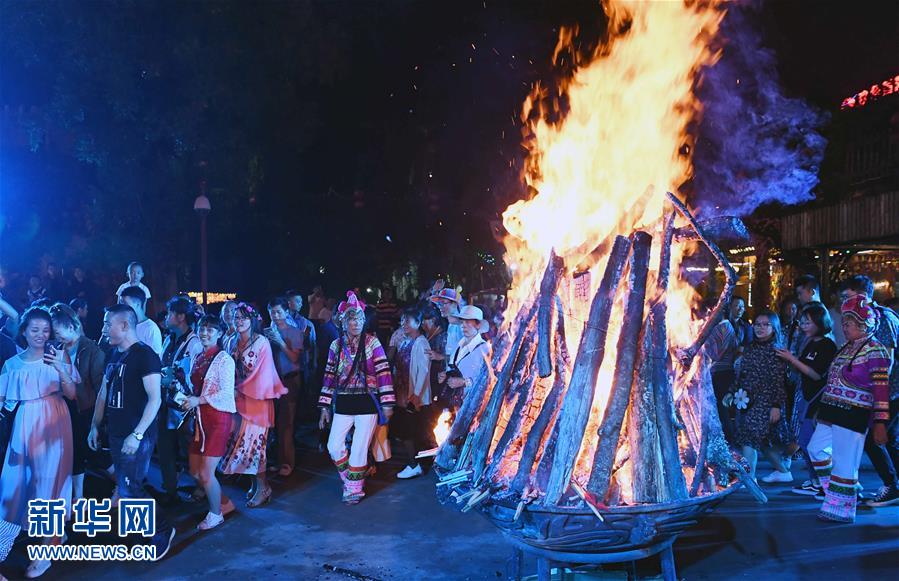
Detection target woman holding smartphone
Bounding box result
[0,307,77,578]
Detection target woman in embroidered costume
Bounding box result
[319,291,394,504]
[220,303,286,508]
[183,315,237,530]
[808,295,892,522]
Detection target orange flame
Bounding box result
[496,0,725,488]
[433,409,453,447]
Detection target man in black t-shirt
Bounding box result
[88,304,175,560]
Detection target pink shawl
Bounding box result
[234,335,286,427]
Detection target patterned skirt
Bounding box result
[219,414,268,475]
[734,402,790,450]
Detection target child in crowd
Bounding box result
[115,262,151,303]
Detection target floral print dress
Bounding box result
[733,337,788,449]
[220,334,286,475]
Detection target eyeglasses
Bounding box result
[839,291,858,302]
[753,322,772,327]
[234,314,250,322]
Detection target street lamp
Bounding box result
[193,185,211,307]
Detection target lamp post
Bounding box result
[193,180,211,307]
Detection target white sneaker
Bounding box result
[197,512,224,531]
[397,464,423,479]
[761,470,793,483]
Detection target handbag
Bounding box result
[0,401,21,477]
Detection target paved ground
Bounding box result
[3,427,897,580]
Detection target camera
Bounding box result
[445,363,464,380]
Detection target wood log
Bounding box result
[650,211,689,501]
[510,357,568,493]
[628,316,667,503]
[672,216,750,245]
[435,301,531,470]
[542,236,631,504]
[677,351,767,503]
[689,421,709,496]
[435,363,491,470]
[664,192,738,365]
[511,296,571,494]
[537,251,566,378]
[469,303,540,481]
[586,231,653,500]
[485,338,538,479]
[554,294,570,365]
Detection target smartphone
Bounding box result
[43,341,59,363]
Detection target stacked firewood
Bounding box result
[435,192,767,514]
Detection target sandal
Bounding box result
[25,559,52,579]
[246,486,272,508]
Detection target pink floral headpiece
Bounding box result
[337,291,366,316]
[235,301,263,321]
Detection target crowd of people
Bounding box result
[0,261,496,578]
[708,274,898,523]
[0,259,896,578]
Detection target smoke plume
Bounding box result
[691,3,828,217]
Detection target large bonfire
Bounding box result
[434,0,767,518]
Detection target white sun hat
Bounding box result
[449,305,489,334]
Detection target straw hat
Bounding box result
[449,305,489,334]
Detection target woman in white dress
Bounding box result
[0,307,77,578]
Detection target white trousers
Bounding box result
[328,413,379,468]
[807,422,867,481]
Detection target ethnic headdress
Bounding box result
[840,294,877,332]
[337,291,366,316]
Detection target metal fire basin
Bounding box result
[450,483,740,580]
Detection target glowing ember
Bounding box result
[433,409,452,446]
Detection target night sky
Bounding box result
[0,0,896,301]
